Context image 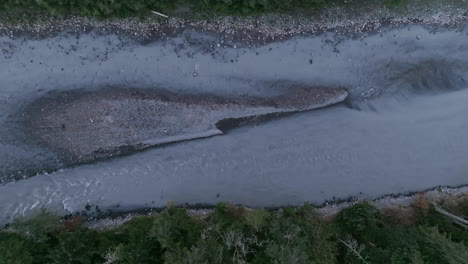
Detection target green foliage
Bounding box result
[245,209,270,232]
[363,227,423,264]
[336,202,427,264]
[211,202,247,227]
[110,216,163,263]
[281,206,297,218]
[336,201,379,239]
[198,0,326,15]
[384,0,405,7]
[297,202,315,218]
[265,216,336,264]
[151,207,203,262]
[416,226,468,264]
[0,0,329,19]
[0,232,34,264]
[10,208,61,242]
[418,206,468,243]
[151,207,202,249]
[0,200,467,264]
[47,227,103,263]
[0,0,185,19]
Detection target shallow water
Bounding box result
[0,24,467,222]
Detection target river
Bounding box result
[0,23,467,223]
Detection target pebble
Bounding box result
[0,2,464,45]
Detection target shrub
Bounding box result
[381,206,417,227]
[265,212,337,264]
[151,207,203,261]
[46,227,103,264]
[199,0,325,15]
[10,208,61,242]
[0,0,329,19]
[0,0,184,18]
[0,198,466,263]
[416,226,468,264]
[245,209,270,232]
[110,216,163,263]
[336,202,379,239]
[363,227,423,264]
[0,232,34,264]
[211,202,247,227]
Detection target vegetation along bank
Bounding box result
[1,193,467,263]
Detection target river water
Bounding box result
[0,23,467,223]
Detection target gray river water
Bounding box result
[0,23,467,223]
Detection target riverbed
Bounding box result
[0,22,467,223]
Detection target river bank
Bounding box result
[1,189,467,264]
[82,184,468,230]
[1,0,467,43]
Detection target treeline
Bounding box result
[0,0,327,18]
[0,196,467,263]
[0,0,183,18]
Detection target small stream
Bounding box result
[0,23,467,223]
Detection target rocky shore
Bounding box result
[85,185,468,230]
[1,0,467,44]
